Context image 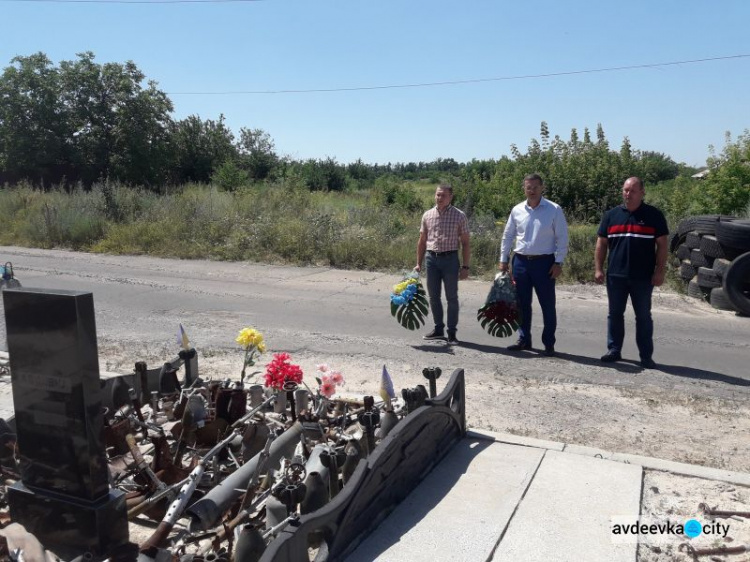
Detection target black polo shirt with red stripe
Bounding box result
[597,203,668,279]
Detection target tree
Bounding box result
[700,131,750,214]
[58,52,174,186]
[237,128,279,180]
[0,53,68,185]
[170,115,237,184]
[0,52,174,187]
[633,151,679,185]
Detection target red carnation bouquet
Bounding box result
[264,352,304,391]
[477,272,521,337]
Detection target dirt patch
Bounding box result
[638,471,750,562]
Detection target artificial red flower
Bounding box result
[264,353,304,391]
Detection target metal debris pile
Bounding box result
[0,356,437,561]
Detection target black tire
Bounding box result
[669,232,686,254]
[687,277,711,300]
[685,231,702,250]
[713,258,731,279]
[697,266,722,288]
[715,219,750,251]
[690,248,713,269]
[675,244,691,261]
[677,215,732,237]
[699,235,726,259]
[722,252,750,315]
[679,260,696,281]
[709,287,737,311]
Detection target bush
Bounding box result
[212,160,249,192]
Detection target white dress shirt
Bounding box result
[500,197,569,263]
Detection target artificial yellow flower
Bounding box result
[236,327,264,348]
[393,280,410,294]
[257,341,267,353]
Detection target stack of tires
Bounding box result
[670,215,750,315]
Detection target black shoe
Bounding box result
[600,350,622,363]
[447,334,459,346]
[544,346,555,357]
[508,340,532,351]
[640,358,657,369]
[423,328,445,340]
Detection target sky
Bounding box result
[1,0,749,167]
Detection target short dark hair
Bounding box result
[437,182,453,194]
[523,173,544,185]
[627,176,644,190]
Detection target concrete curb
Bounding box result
[467,428,750,487]
[467,428,565,451]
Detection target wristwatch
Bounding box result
[461,265,470,270]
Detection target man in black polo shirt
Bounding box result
[594,177,668,368]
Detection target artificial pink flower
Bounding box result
[320,380,336,398]
[317,363,330,373]
[330,371,345,386]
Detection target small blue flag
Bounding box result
[178,324,191,351]
[380,364,395,404]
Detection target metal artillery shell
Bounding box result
[264,494,288,531]
[301,471,328,514]
[187,422,303,531]
[234,524,266,562]
[375,410,399,440]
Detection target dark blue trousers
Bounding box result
[606,275,654,361]
[512,254,556,348]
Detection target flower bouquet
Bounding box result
[264,352,303,391]
[389,269,429,330]
[316,364,345,399]
[476,272,521,337]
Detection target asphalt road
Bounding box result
[1,246,748,399]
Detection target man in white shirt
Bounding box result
[499,173,569,356]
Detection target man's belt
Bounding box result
[516,253,554,261]
[427,250,458,256]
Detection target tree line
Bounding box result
[2,52,748,220]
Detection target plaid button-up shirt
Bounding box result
[420,205,469,252]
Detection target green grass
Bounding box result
[0,181,699,285]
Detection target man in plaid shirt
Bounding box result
[416,183,471,346]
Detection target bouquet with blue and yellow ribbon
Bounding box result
[389,269,429,330]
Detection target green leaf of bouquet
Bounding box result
[412,304,424,322]
[406,310,416,330]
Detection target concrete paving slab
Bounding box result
[492,450,642,562]
[347,437,545,562]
